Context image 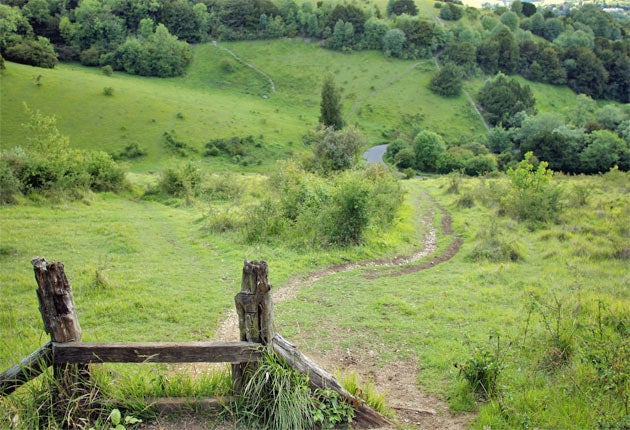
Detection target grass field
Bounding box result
[1,33,627,429]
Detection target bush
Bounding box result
[114,142,147,160]
[157,162,201,199]
[455,335,504,399]
[0,158,22,203]
[4,36,58,68]
[85,151,125,192]
[322,173,371,246]
[102,65,113,76]
[467,221,525,262]
[220,58,235,73]
[102,87,114,96]
[80,47,101,66]
[502,152,561,225]
[245,162,403,249]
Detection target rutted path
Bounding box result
[209,191,470,430]
[212,41,276,94]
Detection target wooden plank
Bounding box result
[52,341,262,364]
[0,342,53,396]
[272,334,394,428]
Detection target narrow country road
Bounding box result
[363,143,388,163]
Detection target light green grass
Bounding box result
[1,38,489,176]
[274,173,629,428]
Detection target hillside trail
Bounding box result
[212,41,276,94]
[146,191,472,430]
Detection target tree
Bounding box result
[319,74,344,130]
[477,73,536,127]
[328,3,366,35]
[364,17,389,50]
[580,130,629,173]
[382,28,405,57]
[563,46,608,99]
[495,26,519,74]
[500,11,519,31]
[442,41,476,76]
[429,63,463,96]
[538,47,566,84]
[413,130,446,172]
[476,39,499,75]
[440,4,463,21]
[542,18,563,41]
[387,0,418,16]
[521,2,536,17]
[4,35,57,68]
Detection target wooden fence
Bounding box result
[0,258,391,427]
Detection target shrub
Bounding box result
[309,126,366,173]
[502,152,561,225]
[84,151,126,192]
[464,154,497,176]
[80,47,101,66]
[467,221,525,262]
[322,172,371,246]
[4,36,58,68]
[455,335,505,399]
[114,142,147,160]
[102,65,113,76]
[102,87,114,96]
[0,158,22,203]
[157,162,201,199]
[163,131,194,156]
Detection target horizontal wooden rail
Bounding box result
[0,342,53,396]
[52,341,263,364]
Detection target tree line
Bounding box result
[0,0,628,102]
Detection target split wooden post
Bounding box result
[32,257,88,394]
[232,260,273,391]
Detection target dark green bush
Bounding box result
[4,36,57,68]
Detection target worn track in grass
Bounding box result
[150,190,470,429]
[209,190,470,429]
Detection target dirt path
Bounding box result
[210,192,470,429]
[147,192,471,429]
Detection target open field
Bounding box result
[1,33,627,429]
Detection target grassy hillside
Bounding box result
[1,38,584,177]
[0,39,484,174]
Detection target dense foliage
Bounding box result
[1,0,627,100]
[484,98,630,174]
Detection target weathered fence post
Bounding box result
[32,257,88,395]
[232,260,273,391]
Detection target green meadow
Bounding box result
[1,37,627,429]
[2,38,580,175]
